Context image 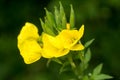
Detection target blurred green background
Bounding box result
[0,0,120,80]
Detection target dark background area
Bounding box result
[0,0,120,80]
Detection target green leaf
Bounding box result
[61,14,67,29]
[79,62,88,73]
[40,18,57,36]
[83,76,89,80]
[84,48,91,64]
[70,5,75,29]
[44,19,56,36]
[60,2,65,18]
[84,39,95,48]
[93,64,103,75]
[54,6,60,28]
[45,8,55,28]
[40,18,46,32]
[94,74,113,80]
[60,2,66,29]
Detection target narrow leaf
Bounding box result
[40,10,57,36]
[70,5,75,29]
[62,14,67,29]
[84,48,91,64]
[54,6,60,27]
[93,64,103,75]
[84,39,95,48]
[40,19,46,32]
[45,8,55,27]
[44,19,55,36]
[94,74,113,80]
[60,2,66,29]
[60,2,64,17]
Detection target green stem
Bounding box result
[68,55,76,69]
[68,54,80,80]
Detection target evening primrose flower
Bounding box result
[49,24,84,51]
[41,24,84,58]
[17,22,42,64]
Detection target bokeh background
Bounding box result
[0,0,120,80]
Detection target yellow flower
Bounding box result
[49,24,84,51]
[41,24,84,58]
[17,22,84,62]
[41,33,69,58]
[17,22,42,64]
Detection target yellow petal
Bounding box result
[54,30,79,49]
[17,22,39,47]
[42,33,69,58]
[19,40,42,64]
[70,43,84,51]
[42,32,64,49]
[78,24,84,40]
